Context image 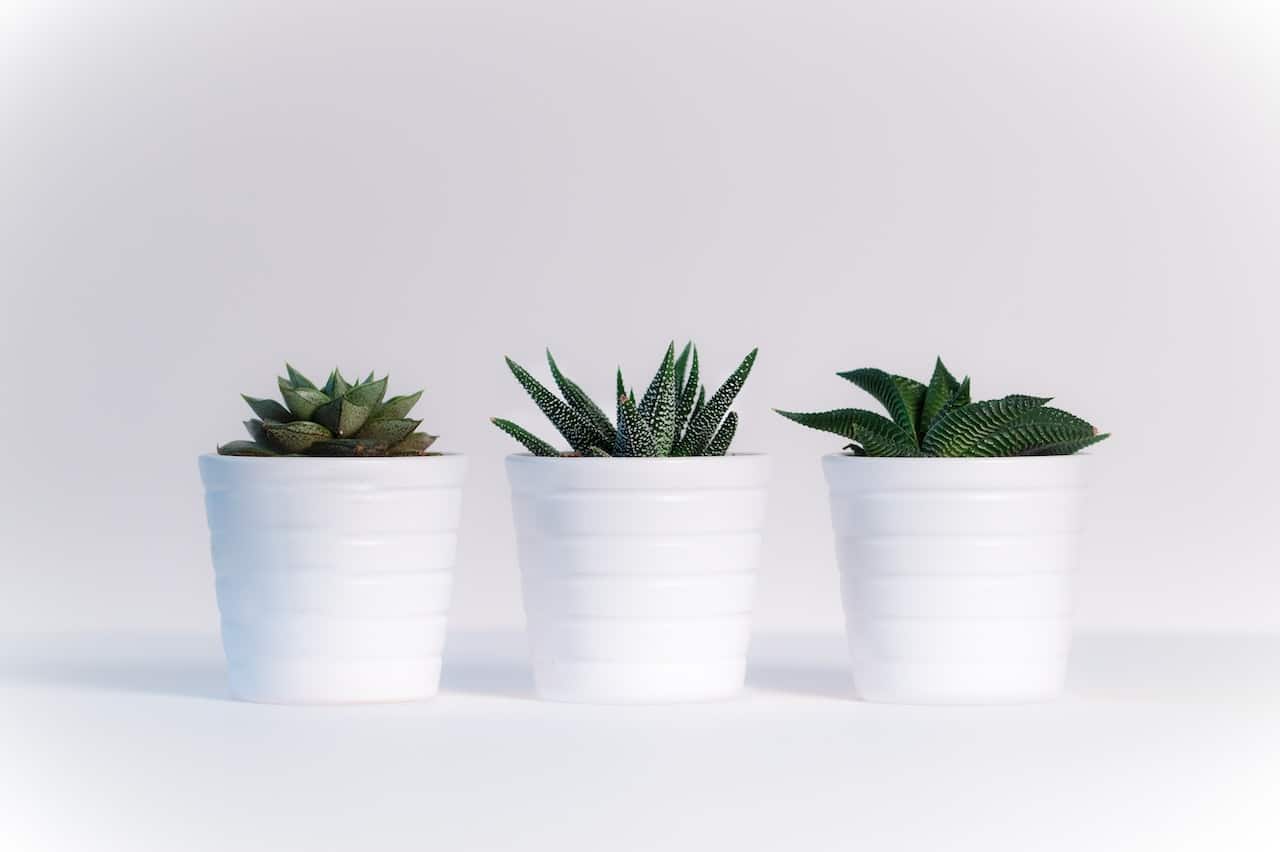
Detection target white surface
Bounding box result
[3,631,1277,852]
[200,454,467,703]
[3,0,1279,639]
[825,455,1082,703]
[508,454,769,702]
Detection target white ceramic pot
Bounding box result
[198,453,467,704]
[506,454,770,704]
[823,454,1086,704]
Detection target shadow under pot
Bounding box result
[505,453,771,704]
[198,453,467,704]
[823,454,1088,704]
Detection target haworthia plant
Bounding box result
[492,343,757,457]
[217,363,439,457]
[776,357,1108,457]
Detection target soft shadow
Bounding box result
[440,630,537,700]
[1,657,230,701]
[745,632,855,699]
[746,664,855,699]
[440,661,536,699]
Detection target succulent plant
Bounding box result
[492,342,757,457]
[218,364,437,457]
[776,357,1109,457]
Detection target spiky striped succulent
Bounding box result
[776,357,1109,457]
[492,343,757,457]
[217,364,438,457]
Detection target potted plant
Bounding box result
[777,358,1109,704]
[493,342,768,704]
[198,364,466,704]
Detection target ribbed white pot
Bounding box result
[198,453,467,704]
[506,454,771,704]
[823,454,1086,704]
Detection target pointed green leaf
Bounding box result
[505,356,599,453]
[673,342,692,397]
[547,350,616,449]
[388,432,438,456]
[972,423,1093,457]
[345,376,388,409]
[280,385,331,420]
[262,420,332,453]
[922,395,1050,457]
[370,391,423,421]
[837,368,925,446]
[242,394,294,423]
[615,369,628,454]
[217,440,278,456]
[285,363,317,390]
[706,411,738,456]
[894,376,926,441]
[970,407,1100,457]
[313,396,372,437]
[364,371,375,384]
[925,376,972,435]
[673,347,700,446]
[243,419,270,444]
[638,343,673,420]
[673,348,757,456]
[617,392,657,456]
[356,417,420,445]
[639,342,678,454]
[491,418,561,456]
[775,408,920,456]
[920,357,961,437]
[330,369,351,398]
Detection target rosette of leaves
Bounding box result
[217,364,437,457]
[776,357,1109,457]
[492,342,757,457]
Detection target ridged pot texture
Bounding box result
[506,454,771,704]
[198,454,467,704]
[823,454,1086,705]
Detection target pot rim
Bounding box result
[821,452,1093,464]
[505,452,767,462]
[199,451,464,462]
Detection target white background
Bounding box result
[3,0,1278,637]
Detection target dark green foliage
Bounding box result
[639,343,679,454]
[547,350,617,449]
[262,420,332,453]
[504,357,599,453]
[491,418,559,457]
[672,348,757,456]
[837,368,926,441]
[215,440,277,457]
[617,391,657,457]
[218,364,438,457]
[777,357,1108,457]
[920,358,960,434]
[494,343,757,457]
[372,391,423,422]
[241,395,292,423]
[706,412,738,456]
[775,408,919,456]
